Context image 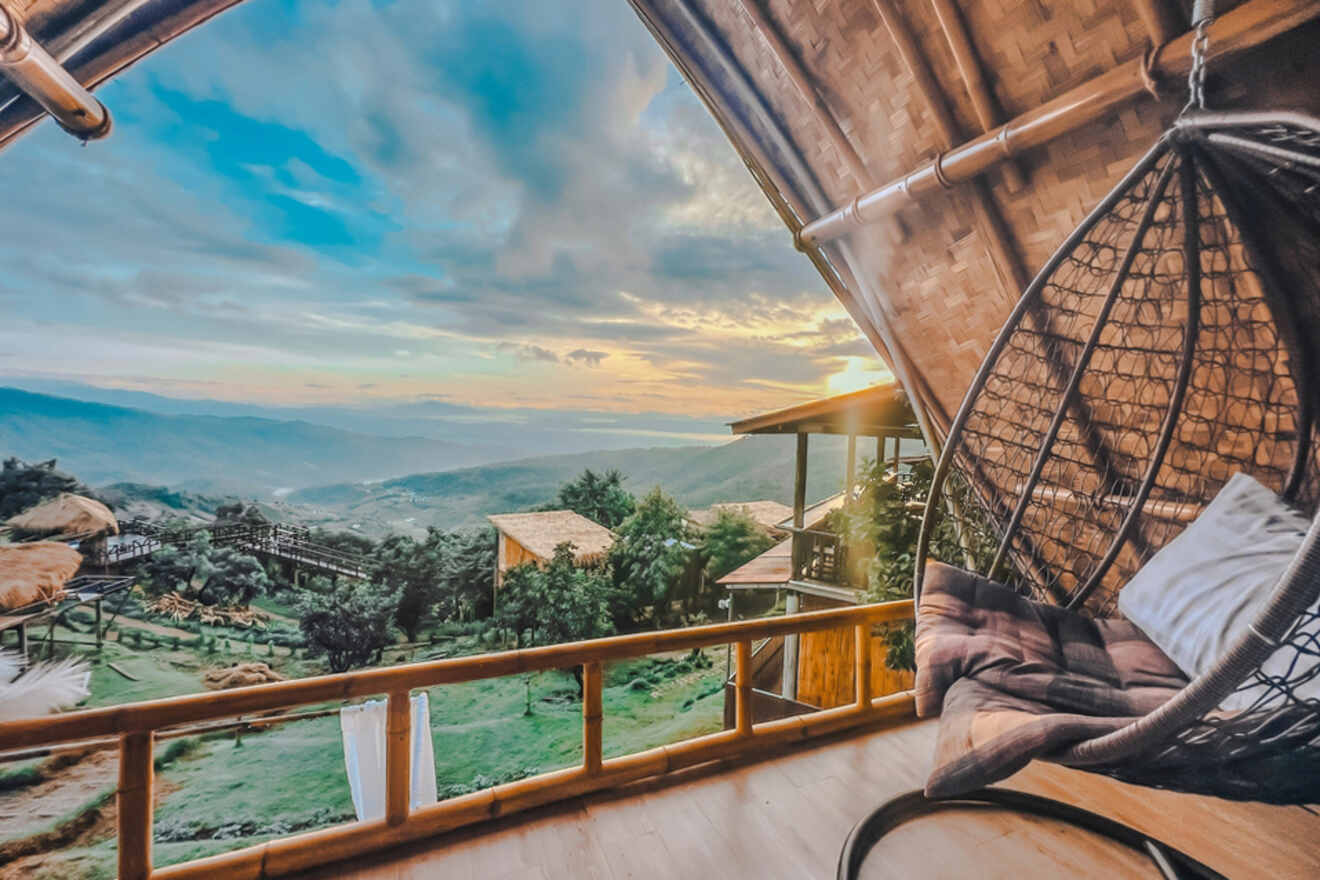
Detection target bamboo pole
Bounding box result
[1133,0,1185,45]
[385,690,411,826]
[802,0,1320,244]
[0,600,914,751]
[735,639,753,735]
[868,0,1027,303]
[582,660,602,775]
[927,0,1026,191]
[117,730,153,880]
[854,624,872,707]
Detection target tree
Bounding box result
[298,578,399,673]
[371,533,445,642]
[537,543,614,649]
[437,527,496,622]
[0,457,92,519]
[198,545,270,606]
[309,528,377,558]
[545,469,635,529]
[608,487,693,626]
[490,564,541,650]
[136,531,214,597]
[701,510,774,583]
[490,543,613,709]
[214,501,268,525]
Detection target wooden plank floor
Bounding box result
[298,719,1320,879]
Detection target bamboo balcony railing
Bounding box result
[0,600,915,880]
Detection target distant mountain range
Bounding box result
[2,378,730,458]
[0,383,898,540]
[285,435,852,536]
[0,387,499,494]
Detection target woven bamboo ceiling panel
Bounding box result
[631,0,1320,444]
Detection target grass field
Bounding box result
[3,631,727,879]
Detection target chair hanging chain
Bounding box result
[1185,0,1215,113]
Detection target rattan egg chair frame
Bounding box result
[836,103,1320,880]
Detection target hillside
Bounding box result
[0,387,501,494]
[286,435,857,536]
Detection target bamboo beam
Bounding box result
[1133,0,1185,45]
[582,660,602,775]
[117,731,153,880]
[854,624,872,707]
[927,0,1026,191]
[802,0,1320,244]
[845,432,857,499]
[793,432,808,529]
[735,639,754,735]
[868,0,1027,299]
[0,600,914,751]
[385,690,411,826]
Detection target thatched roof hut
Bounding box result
[7,493,118,540]
[0,542,83,611]
[488,511,616,566]
[687,501,793,535]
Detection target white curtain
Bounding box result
[340,692,438,821]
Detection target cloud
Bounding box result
[506,344,559,364]
[0,0,872,419]
[566,349,608,367]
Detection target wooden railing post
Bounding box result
[385,689,411,826]
[583,661,602,775]
[854,624,872,708]
[118,730,153,880]
[735,639,753,735]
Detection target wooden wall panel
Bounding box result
[796,594,914,709]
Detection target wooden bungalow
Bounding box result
[717,383,925,722]
[486,510,616,589]
[5,0,1320,878]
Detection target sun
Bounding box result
[826,357,890,395]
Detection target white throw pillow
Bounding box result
[1118,472,1315,712]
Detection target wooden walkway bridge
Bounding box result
[94,522,370,580]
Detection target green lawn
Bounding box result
[10,638,727,879]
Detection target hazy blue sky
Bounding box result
[0,0,888,423]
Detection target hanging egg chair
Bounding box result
[840,7,1320,878]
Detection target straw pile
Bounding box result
[0,542,83,611]
[203,662,286,690]
[6,493,118,540]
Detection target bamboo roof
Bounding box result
[686,500,793,533]
[716,536,791,587]
[0,541,83,611]
[7,493,118,539]
[729,381,915,436]
[774,493,847,531]
[486,511,616,564]
[631,0,1320,446]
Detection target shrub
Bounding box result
[154,737,200,771]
